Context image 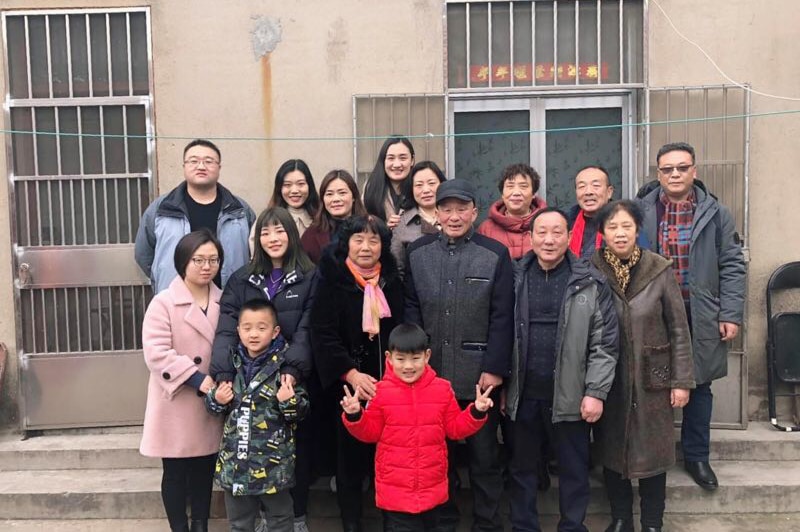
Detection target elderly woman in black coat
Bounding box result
[590,200,695,532]
[311,214,404,532]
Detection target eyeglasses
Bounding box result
[191,256,220,266]
[184,157,220,168]
[657,164,694,176]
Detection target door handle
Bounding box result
[17,262,31,288]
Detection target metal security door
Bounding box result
[3,9,155,429]
[448,93,634,218]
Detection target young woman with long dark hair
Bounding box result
[362,136,415,230]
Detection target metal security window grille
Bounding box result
[3,8,155,358]
[353,94,446,186]
[446,0,643,89]
[19,286,150,353]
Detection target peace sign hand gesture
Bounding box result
[340,385,363,415]
[474,384,495,413]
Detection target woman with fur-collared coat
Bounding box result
[140,230,225,532]
[590,201,695,532]
[311,215,404,532]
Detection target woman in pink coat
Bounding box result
[140,229,225,532]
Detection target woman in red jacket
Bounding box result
[341,324,493,531]
[477,162,547,259]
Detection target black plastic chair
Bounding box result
[766,261,800,431]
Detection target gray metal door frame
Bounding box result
[2,7,156,429]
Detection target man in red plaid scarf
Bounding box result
[637,142,745,492]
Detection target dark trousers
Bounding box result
[383,504,451,532]
[161,454,217,530]
[509,399,591,532]
[441,398,503,532]
[681,381,713,461]
[603,467,667,528]
[291,416,313,518]
[224,489,293,532]
[336,413,374,523]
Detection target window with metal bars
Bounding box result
[446,0,644,89]
[4,9,153,247]
[353,94,446,186]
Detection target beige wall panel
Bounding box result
[649,0,800,420]
[147,0,444,215]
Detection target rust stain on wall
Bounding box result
[251,15,281,172]
[261,54,273,166]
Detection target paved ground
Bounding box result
[5,514,800,531]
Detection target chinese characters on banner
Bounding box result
[468,62,609,84]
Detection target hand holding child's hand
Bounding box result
[215,381,234,405]
[474,384,494,413]
[277,380,295,402]
[340,385,362,415]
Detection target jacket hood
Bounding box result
[158,181,246,218]
[382,358,438,388]
[487,197,546,233]
[318,243,400,290]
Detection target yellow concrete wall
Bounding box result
[0,0,444,427]
[648,0,800,420]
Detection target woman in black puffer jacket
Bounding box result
[210,206,317,531]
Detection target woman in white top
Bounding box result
[250,159,321,253]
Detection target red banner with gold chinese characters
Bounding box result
[468,62,609,84]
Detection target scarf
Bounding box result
[602,245,642,294]
[568,210,603,257]
[345,257,392,338]
[657,191,695,302]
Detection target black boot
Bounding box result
[171,523,189,532]
[641,528,662,532]
[189,519,208,532]
[684,460,719,491]
[604,519,634,532]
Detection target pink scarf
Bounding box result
[345,258,392,338]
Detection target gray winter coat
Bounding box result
[506,252,619,423]
[134,182,255,293]
[404,229,515,400]
[638,181,746,384]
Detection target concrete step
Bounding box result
[3,514,800,532]
[0,461,798,520]
[0,431,156,471]
[682,422,800,462]
[2,422,798,472]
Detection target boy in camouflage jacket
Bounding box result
[206,299,309,532]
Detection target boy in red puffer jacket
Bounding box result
[341,323,494,531]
